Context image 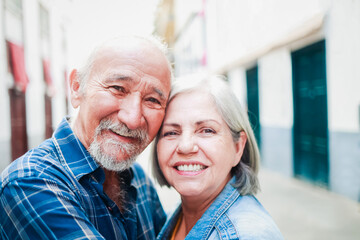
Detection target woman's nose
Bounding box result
[176,134,199,154]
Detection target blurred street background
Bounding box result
[0,0,359,239]
[257,169,360,240]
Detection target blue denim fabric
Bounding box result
[157,177,284,240]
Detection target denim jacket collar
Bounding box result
[186,176,239,239]
[158,176,239,240]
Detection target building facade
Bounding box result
[155,0,360,201]
[0,0,70,171]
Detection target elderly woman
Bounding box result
[152,75,283,240]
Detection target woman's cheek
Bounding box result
[157,140,168,166]
[158,140,175,166]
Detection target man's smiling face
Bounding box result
[70,38,171,170]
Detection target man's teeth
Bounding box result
[111,129,133,137]
[176,164,205,172]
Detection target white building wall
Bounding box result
[227,67,247,108]
[203,0,360,134]
[0,0,69,171]
[172,0,360,200]
[259,48,293,129]
[0,0,12,171]
[23,0,46,149]
[325,0,360,200]
[49,0,70,127]
[205,0,328,71]
[326,0,360,132]
[258,48,293,176]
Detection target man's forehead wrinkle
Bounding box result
[88,70,105,86]
[86,42,170,99]
[93,57,149,80]
[89,68,167,99]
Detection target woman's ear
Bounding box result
[69,69,81,109]
[232,131,247,167]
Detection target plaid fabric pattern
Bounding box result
[0,118,166,240]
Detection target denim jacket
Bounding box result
[157,177,284,240]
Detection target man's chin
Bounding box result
[97,155,136,172]
[89,134,147,171]
[89,144,138,171]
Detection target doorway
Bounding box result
[9,88,28,160]
[246,65,261,148]
[291,40,329,186]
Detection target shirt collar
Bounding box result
[53,117,101,181]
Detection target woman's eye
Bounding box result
[201,128,216,134]
[163,131,177,137]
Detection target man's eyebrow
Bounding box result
[153,87,166,100]
[106,75,133,82]
[105,75,166,100]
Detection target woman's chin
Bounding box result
[175,185,206,199]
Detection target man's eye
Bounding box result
[145,97,163,109]
[146,97,161,105]
[110,86,125,92]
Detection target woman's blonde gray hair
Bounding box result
[152,74,260,195]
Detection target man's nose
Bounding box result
[117,93,145,130]
[176,133,199,154]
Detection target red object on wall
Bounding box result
[42,59,53,87]
[7,41,29,93]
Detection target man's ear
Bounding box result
[69,69,82,109]
[232,131,247,167]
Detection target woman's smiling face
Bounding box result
[157,91,245,201]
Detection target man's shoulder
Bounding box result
[130,162,150,187]
[130,163,157,194]
[1,138,63,189]
[131,162,146,178]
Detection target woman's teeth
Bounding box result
[176,164,205,172]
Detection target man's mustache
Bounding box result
[96,119,149,143]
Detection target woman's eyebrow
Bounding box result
[162,120,220,127]
[162,123,180,128]
[195,119,220,126]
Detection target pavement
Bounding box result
[256,169,360,240]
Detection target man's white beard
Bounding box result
[89,119,149,171]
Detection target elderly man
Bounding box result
[0,36,172,239]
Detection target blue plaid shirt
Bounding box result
[0,118,166,240]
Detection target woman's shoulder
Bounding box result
[224,195,284,239]
[156,204,182,240]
